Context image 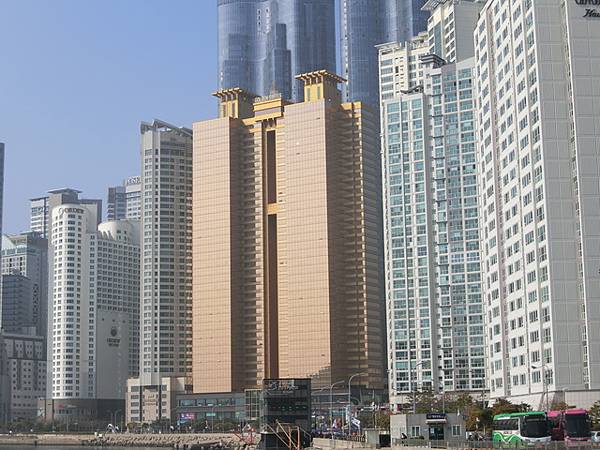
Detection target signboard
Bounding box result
[264,379,300,393]
[574,0,600,17]
[179,413,196,423]
[426,413,447,424]
[261,378,311,432]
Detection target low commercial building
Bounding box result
[126,376,189,425]
[390,413,466,443]
[39,398,123,425]
[0,333,9,427]
[175,392,246,429]
[3,331,46,422]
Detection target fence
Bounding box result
[396,439,599,450]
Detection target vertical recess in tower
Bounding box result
[264,128,279,378]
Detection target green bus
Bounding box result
[492,412,551,446]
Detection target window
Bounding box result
[452,425,461,437]
[411,426,421,437]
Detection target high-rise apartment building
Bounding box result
[379,0,485,410]
[0,143,3,244]
[381,57,486,410]
[2,232,48,337]
[1,274,34,333]
[0,143,4,319]
[30,188,102,238]
[378,0,484,105]
[424,0,482,63]
[139,119,192,384]
[107,176,142,221]
[96,221,141,379]
[49,202,99,400]
[192,71,385,395]
[30,197,49,237]
[126,120,192,425]
[378,32,434,103]
[218,0,336,102]
[475,0,600,408]
[48,203,139,404]
[341,0,430,108]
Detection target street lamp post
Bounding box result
[170,406,180,432]
[329,380,345,441]
[532,364,549,411]
[207,404,216,432]
[347,373,367,435]
[314,387,328,431]
[410,362,424,414]
[65,404,77,433]
[110,409,122,432]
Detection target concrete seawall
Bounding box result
[0,432,241,447]
[0,433,96,446]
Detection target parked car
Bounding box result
[590,431,600,443]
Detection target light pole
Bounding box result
[207,404,216,432]
[532,364,549,411]
[329,380,345,439]
[314,387,328,431]
[65,404,77,432]
[170,406,180,432]
[410,361,424,414]
[110,409,122,432]
[347,373,367,435]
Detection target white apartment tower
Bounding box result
[49,202,139,401]
[380,0,486,410]
[382,57,486,409]
[96,221,141,381]
[475,0,600,408]
[126,120,191,425]
[138,119,192,379]
[424,0,483,63]
[379,32,433,104]
[378,1,484,107]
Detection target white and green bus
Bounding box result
[492,412,551,446]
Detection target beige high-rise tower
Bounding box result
[192,70,385,394]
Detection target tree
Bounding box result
[357,411,390,430]
[550,401,573,411]
[491,398,523,416]
[589,401,600,429]
[444,392,474,414]
[414,388,439,414]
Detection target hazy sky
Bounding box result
[0,0,218,234]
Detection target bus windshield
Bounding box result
[565,414,591,438]
[521,416,548,438]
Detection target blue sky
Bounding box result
[0,0,218,234]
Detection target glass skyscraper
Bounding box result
[341,0,429,108]
[218,0,335,102]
